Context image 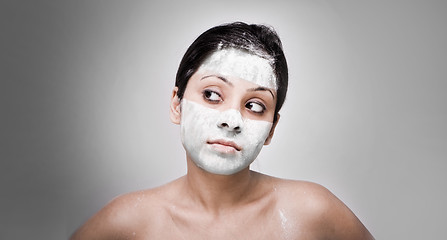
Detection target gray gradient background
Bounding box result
[1,0,446,239]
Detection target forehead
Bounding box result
[197,48,277,90]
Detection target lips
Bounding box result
[207,139,242,151]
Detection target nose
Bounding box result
[217,109,243,133]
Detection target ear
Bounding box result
[264,113,280,145]
[170,87,182,125]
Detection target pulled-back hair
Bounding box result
[175,22,288,123]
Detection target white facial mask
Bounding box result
[180,99,273,175]
[198,48,277,90]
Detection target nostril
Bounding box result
[218,122,241,132]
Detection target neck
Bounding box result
[183,157,260,214]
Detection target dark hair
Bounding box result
[175,22,288,123]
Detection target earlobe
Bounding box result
[264,113,280,145]
[170,87,182,125]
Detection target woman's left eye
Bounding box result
[245,101,266,114]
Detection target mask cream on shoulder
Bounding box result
[197,48,277,90]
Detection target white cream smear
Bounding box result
[198,48,277,90]
[279,209,290,239]
[180,99,272,175]
[180,48,277,175]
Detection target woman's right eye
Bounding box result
[203,89,222,103]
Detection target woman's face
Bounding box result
[176,48,278,175]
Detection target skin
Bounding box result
[71,57,375,240]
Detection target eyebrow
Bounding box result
[200,75,233,86]
[201,74,275,99]
[248,86,275,99]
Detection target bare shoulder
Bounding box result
[70,180,180,240]
[275,179,342,212]
[271,178,374,240]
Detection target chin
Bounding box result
[194,153,253,175]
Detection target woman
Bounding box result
[71,22,374,239]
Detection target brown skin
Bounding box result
[71,70,374,240]
[70,174,374,239]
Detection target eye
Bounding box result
[203,89,222,103]
[245,101,266,114]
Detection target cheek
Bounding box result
[242,119,272,146]
[180,100,217,141]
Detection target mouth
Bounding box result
[207,139,242,152]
